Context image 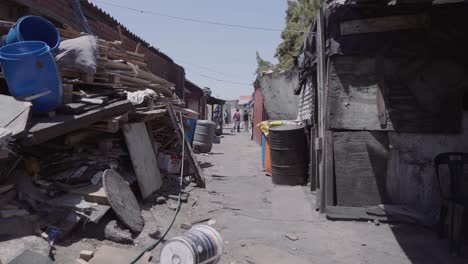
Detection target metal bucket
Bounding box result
[160,225,223,264]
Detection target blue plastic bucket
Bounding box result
[187,118,197,145]
[5,16,61,52]
[0,41,62,113]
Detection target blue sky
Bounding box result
[89,0,287,100]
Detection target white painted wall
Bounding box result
[260,70,299,120]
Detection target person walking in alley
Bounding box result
[243,110,249,132]
[231,109,241,133]
[224,110,229,125]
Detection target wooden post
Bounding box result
[166,103,205,187]
[316,7,327,213]
[211,104,214,122]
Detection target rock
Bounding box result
[373,219,380,226]
[180,223,192,230]
[240,242,246,247]
[168,203,178,211]
[0,236,49,264]
[156,196,167,204]
[284,233,299,241]
[208,219,216,226]
[104,220,133,244]
[80,250,94,261]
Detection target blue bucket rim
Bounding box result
[14,15,61,51]
[0,41,50,60]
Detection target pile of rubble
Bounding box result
[0,18,205,263]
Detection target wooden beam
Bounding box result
[316,7,327,213]
[340,14,430,36]
[22,100,133,146]
[166,103,205,187]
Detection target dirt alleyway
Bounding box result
[191,129,466,264]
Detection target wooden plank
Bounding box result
[22,100,133,146]
[333,131,389,207]
[166,103,205,187]
[326,206,389,221]
[325,130,334,206]
[316,7,326,213]
[328,56,393,131]
[329,57,463,133]
[340,14,430,35]
[70,184,109,205]
[123,122,162,198]
[309,127,316,191]
[376,54,387,128]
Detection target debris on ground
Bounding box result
[0,14,207,264]
[79,250,94,262]
[104,220,133,244]
[284,233,299,241]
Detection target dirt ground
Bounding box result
[10,127,468,263]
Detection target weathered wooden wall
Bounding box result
[334,131,390,206]
[328,56,465,133]
[314,3,467,220]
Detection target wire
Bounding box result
[174,58,246,79]
[90,0,308,33]
[199,74,252,86]
[130,107,186,264]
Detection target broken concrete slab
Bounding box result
[80,250,94,261]
[104,220,133,244]
[0,215,39,240]
[89,245,140,264]
[7,249,52,264]
[0,236,49,264]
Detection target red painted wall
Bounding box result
[253,85,267,146]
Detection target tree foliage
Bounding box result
[276,0,318,69]
[255,51,276,75]
[255,0,318,75]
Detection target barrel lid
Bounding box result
[269,124,304,132]
[196,120,216,125]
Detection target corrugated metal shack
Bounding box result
[296,1,466,223]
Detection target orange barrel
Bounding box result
[265,137,272,176]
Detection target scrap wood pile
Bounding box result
[0,15,205,247]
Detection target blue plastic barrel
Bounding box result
[187,118,197,145]
[5,16,61,52]
[0,41,62,113]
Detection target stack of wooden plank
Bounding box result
[58,26,176,99]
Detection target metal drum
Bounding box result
[269,124,307,185]
[193,120,216,153]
